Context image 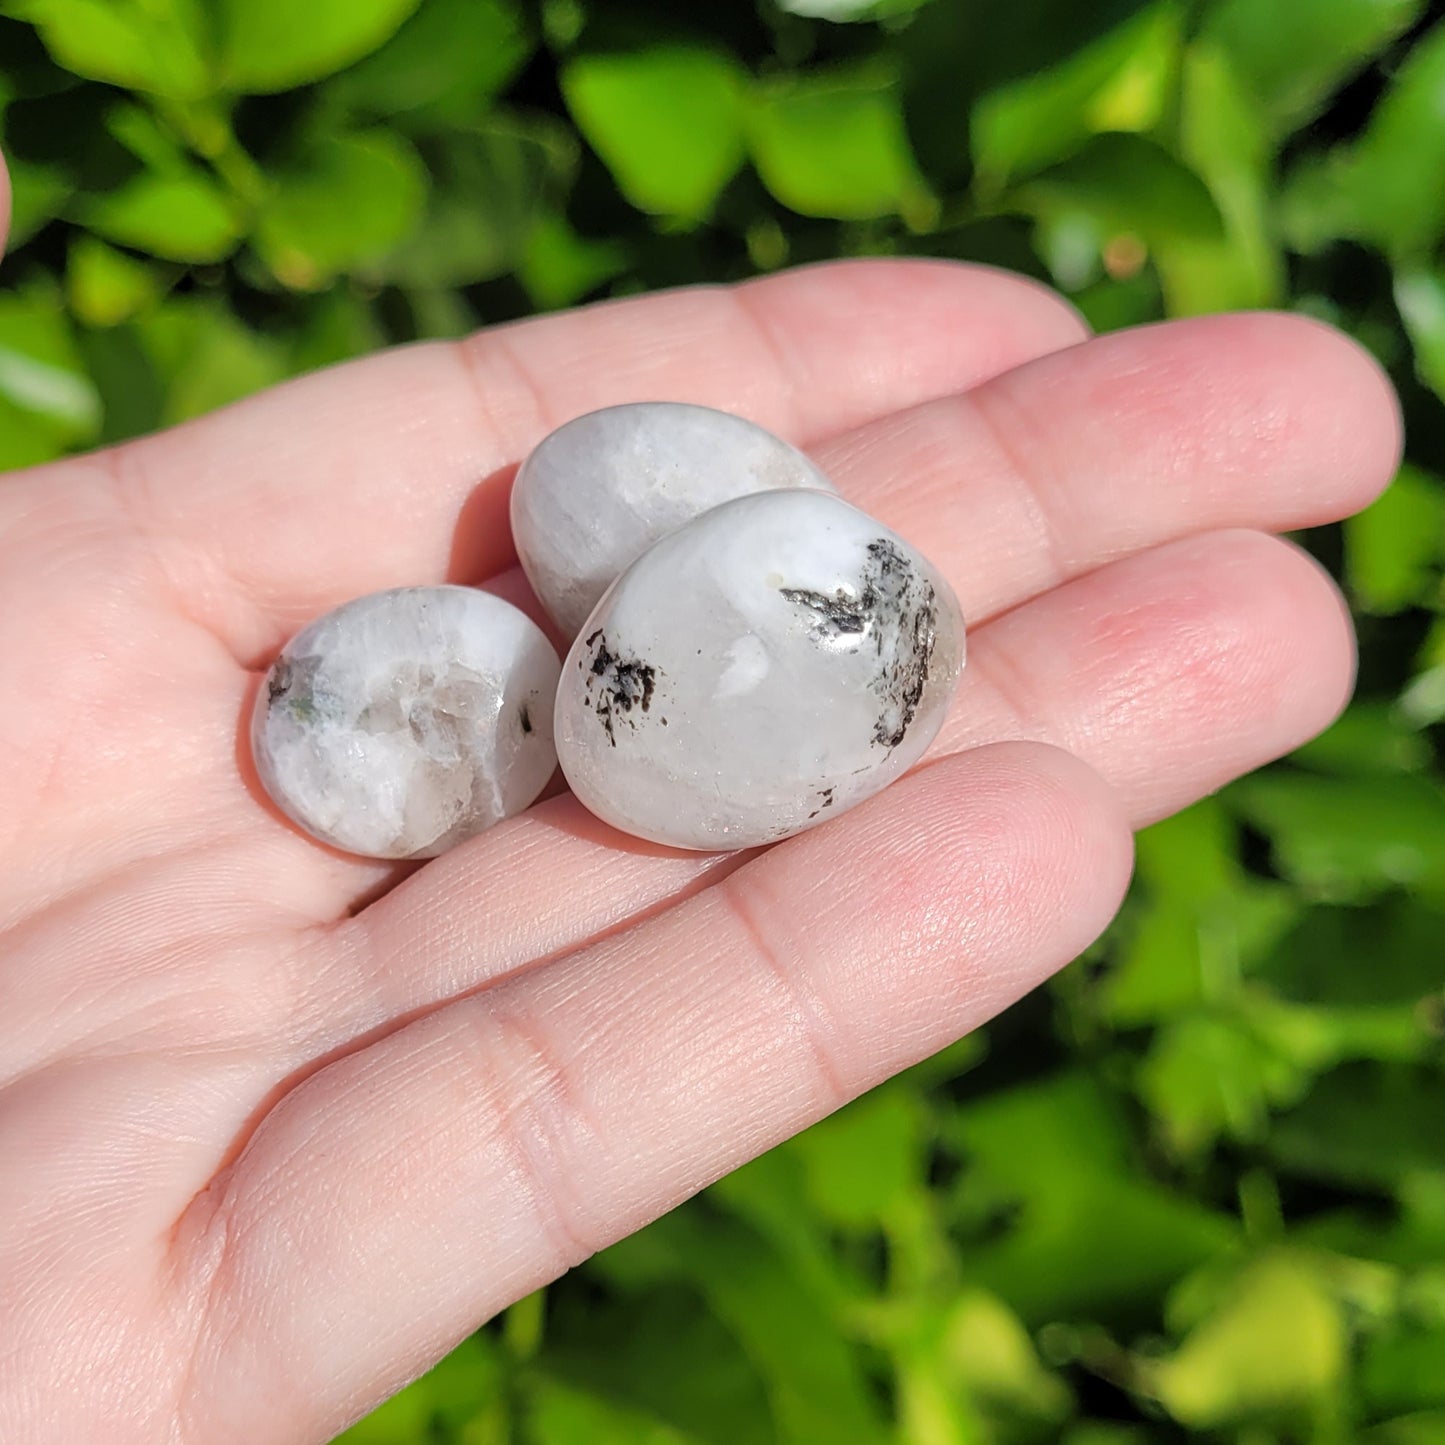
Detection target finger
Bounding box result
[56,260,1088,663]
[0,149,10,256]
[173,742,1132,1441]
[212,308,1391,917]
[261,527,1347,1065]
[819,309,1401,627]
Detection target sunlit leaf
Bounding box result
[135,298,286,424]
[1011,132,1224,256]
[66,235,162,327]
[3,155,71,246]
[1203,0,1427,132]
[792,1087,924,1227]
[214,0,421,94]
[1150,1252,1348,1427]
[8,0,210,99]
[747,65,932,221]
[1282,21,1445,260]
[79,170,243,263]
[0,280,101,467]
[971,4,1179,191]
[1346,466,1445,614]
[1396,267,1445,404]
[562,46,746,221]
[518,213,629,311]
[329,0,531,117]
[1155,41,1283,313]
[1233,771,1445,901]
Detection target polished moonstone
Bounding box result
[511,401,835,639]
[252,586,560,859]
[554,490,965,850]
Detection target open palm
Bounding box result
[0,155,1402,1444]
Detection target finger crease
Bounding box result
[717,876,850,1111]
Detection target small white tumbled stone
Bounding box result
[512,401,835,639]
[252,586,560,860]
[554,490,965,851]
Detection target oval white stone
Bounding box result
[554,490,965,850]
[252,586,560,859]
[512,401,835,639]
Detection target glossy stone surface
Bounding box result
[252,586,560,859]
[512,401,835,639]
[554,490,965,850]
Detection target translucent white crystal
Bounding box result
[554,490,965,850]
[511,401,835,639]
[252,586,559,859]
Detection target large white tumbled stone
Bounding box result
[554,490,965,850]
[252,586,560,859]
[511,401,835,639]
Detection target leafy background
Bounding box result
[2,0,1444,1440]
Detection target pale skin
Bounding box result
[0,144,1404,1443]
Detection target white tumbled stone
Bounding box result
[252,586,560,859]
[511,401,835,639]
[554,490,965,850]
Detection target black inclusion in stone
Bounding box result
[780,538,939,750]
[583,629,659,746]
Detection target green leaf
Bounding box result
[0,280,101,467]
[1366,1412,1445,1445]
[9,0,210,99]
[4,155,72,247]
[1202,0,1427,132]
[1011,132,1224,252]
[288,287,386,376]
[1138,1015,1311,1156]
[334,1335,506,1442]
[1150,1251,1348,1428]
[214,0,421,94]
[747,65,932,222]
[1292,703,1432,778]
[135,298,286,424]
[327,0,531,117]
[518,212,629,311]
[1396,267,1445,404]
[791,1087,924,1227]
[1346,466,1445,614]
[79,171,243,264]
[1267,1064,1445,1189]
[1365,1323,1445,1413]
[1155,41,1283,314]
[255,130,426,288]
[546,1285,774,1445]
[597,1210,889,1444]
[378,116,574,289]
[526,1375,699,1445]
[946,1073,1237,1320]
[1231,772,1445,901]
[1282,20,1445,260]
[942,1290,1073,1423]
[898,0,1158,186]
[971,3,1180,191]
[562,46,746,221]
[67,235,162,327]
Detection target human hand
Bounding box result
[0,151,1402,1444]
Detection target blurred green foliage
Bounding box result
[3,0,1444,1440]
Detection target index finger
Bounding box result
[59,260,1088,663]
